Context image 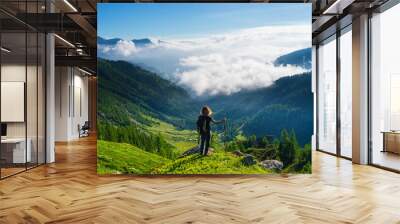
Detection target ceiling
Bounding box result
[0,0,97,73]
[311,0,391,44]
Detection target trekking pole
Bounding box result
[224,118,227,150]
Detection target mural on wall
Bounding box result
[97,3,313,174]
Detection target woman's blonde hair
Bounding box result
[201,106,212,116]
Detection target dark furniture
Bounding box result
[1,123,7,137]
[78,121,90,138]
[382,131,400,154]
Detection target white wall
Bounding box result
[72,73,89,138]
[55,67,89,141]
[1,65,26,139]
[55,66,70,141]
[1,65,41,137]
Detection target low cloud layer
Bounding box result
[98,25,311,96]
[100,40,138,56]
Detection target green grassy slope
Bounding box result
[98,58,198,129]
[153,152,271,174]
[97,140,272,175]
[97,140,170,174]
[145,116,198,153]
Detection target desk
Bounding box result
[1,138,31,164]
[382,131,400,154]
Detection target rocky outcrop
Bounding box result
[180,146,214,157]
[232,150,244,157]
[241,154,256,166]
[260,160,283,170]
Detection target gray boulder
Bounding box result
[241,154,256,166]
[260,160,283,170]
[232,150,244,157]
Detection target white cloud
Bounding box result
[178,55,307,96]
[98,24,311,96]
[99,40,137,56]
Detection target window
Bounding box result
[390,74,400,130]
[0,2,46,179]
[339,27,352,158]
[370,3,400,171]
[317,35,337,154]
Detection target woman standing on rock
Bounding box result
[196,106,226,156]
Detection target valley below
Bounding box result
[97,47,313,174]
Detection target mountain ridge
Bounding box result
[274,48,312,69]
[98,58,197,129]
[98,54,312,145]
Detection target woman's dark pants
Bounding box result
[200,133,211,155]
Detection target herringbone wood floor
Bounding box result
[1,136,400,224]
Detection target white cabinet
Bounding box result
[1,138,32,163]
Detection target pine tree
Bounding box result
[279,129,296,167]
[97,121,176,159]
[260,136,269,148]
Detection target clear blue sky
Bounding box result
[98,3,311,40]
